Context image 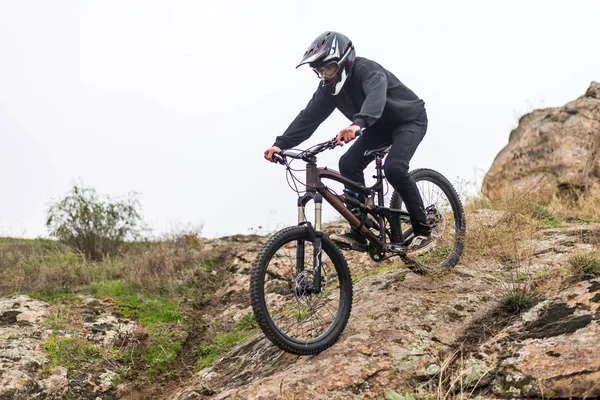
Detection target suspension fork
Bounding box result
[375,156,386,241]
[296,191,324,293]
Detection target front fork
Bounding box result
[297,192,323,294]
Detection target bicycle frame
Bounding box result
[297,156,409,255]
[279,141,410,294]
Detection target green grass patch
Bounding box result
[29,290,79,304]
[196,331,250,371]
[43,303,77,331]
[89,280,186,377]
[196,312,258,371]
[89,280,181,326]
[132,327,187,377]
[383,389,416,400]
[235,312,258,331]
[42,335,104,371]
[502,289,534,313]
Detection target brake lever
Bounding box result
[272,153,285,165]
[329,128,362,149]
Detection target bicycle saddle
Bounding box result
[364,144,392,157]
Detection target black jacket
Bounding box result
[274,56,425,149]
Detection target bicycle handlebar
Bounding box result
[274,129,362,164]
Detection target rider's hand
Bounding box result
[264,146,282,162]
[336,124,361,145]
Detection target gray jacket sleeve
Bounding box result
[352,71,387,129]
[274,86,336,149]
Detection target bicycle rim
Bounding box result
[394,169,465,270]
[251,226,352,354]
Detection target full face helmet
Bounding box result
[296,31,356,95]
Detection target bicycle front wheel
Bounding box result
[390,168,466,271]
[250,225,353,355]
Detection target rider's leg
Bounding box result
[331,132,390,246]
[338,134,379,192]
[384,111,432,248]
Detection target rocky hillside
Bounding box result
[3,83,600,398]
[168,223,600,400]
[3,217,600,399]
[483,81,600,200]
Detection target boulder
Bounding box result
[483,82,600,200]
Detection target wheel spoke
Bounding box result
[254,228,349,349]
[389,170,465,271]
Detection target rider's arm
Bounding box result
[273,86,336,150]
[352,69,388,130]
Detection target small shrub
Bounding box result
[568,253,600,280]
[532,205,561,228]
[46,184,144,261]
[502,289,534,313]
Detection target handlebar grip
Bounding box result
[272,152,285,164]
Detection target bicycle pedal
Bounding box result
[385,244,406,254]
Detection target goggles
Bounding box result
[313,62,340,80]
[311,45,353,80]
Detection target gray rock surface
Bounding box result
[169,224,600,399]
[483,81,600,199]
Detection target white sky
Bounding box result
[1,0,599,238]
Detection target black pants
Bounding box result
[338,111,431,237]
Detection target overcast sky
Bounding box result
[1,0,599,239]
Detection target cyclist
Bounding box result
[264,31,433,255]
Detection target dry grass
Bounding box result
[122,232,214,293]
[463,185,550,266]
[463,177,600,308]
[0,228,220,297]
[0,247,124,296]
[548,183,600,223]
[568,251,600,281]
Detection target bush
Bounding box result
[46,184,144,261]
[568,253,600,280]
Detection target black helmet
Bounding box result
[297,31,356,95]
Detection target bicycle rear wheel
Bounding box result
[390,168,466,271]
[250,225,353,355]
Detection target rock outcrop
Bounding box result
[0,295,136,399]
[3,223,600,399]
[170,224,600,399]
[461,278,600,398]
[482,82,600,200]
[0,296,68,399]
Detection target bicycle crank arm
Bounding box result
[385,244,406,254]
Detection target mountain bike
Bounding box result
[250,134,466,355]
